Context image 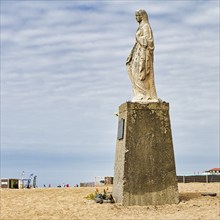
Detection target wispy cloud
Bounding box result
[1,0,219,185]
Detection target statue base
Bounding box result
[113,102,179,206]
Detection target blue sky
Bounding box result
[1,0,219,187]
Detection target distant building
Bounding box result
[94,176,105,186]
[94,176,114,186]
[80,182,95,187]
[0,178,23,189]
[204,168,220,175]
[104,176,114,185]
[81,176,114,187]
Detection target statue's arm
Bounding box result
[136,25,151,80]
[136,30,147,47]
[136,24,152,48]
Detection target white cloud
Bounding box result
[1,0,219,184]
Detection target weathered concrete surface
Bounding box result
[113,102,179,206]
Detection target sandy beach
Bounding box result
[1,183,219,220]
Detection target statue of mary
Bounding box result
[126,9,158,103]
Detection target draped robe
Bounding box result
[126,21,158,102]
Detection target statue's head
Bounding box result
[135,9,149,23]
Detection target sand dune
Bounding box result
[1,183,219,220]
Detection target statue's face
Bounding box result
[135,13,142,23]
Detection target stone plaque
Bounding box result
[117,119,124,140]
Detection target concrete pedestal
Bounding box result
[113,102,179,206]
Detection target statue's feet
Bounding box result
[132,95,159,103]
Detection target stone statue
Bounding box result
[126,9,158,103]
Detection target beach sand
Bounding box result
[1,183,219,220]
